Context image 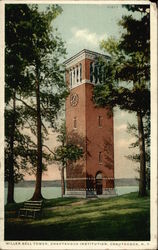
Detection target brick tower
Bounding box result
[65,49,115,197]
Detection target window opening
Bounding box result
[99,152,102,163]
[73,68,75,85]
[74,117,77,129]
[90,62,93,82]
[80,63,82,82]
[70,70,72,88]
[98,116,103,127]
[94,63,98,83]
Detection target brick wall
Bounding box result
[65,56,114,192]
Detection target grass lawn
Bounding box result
[5,192,150,241]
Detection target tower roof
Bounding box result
[64,49,110,69]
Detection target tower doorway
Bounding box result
[96,172,103,195]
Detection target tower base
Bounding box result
[64,188,117,198]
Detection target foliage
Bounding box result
[5,4,69,201]
[94,36,150,114]
[54,144,83,167]
[18,4,68,132]
[53,122,83,196]
[93,5,150,196]
[126,115,150,190]
[5,5,39,202]
[5,131,37,183]
[23,5,69,200]
[53,122,83,167]
[95,6,150,111]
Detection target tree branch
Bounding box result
[41,121,48,135]
[16,97,36,112]
[43,144,54,155]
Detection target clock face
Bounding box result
[70,93,79,107]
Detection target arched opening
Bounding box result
[95,172,103,195]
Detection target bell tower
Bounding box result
[65,49,115,197]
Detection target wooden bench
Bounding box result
[19,200,43,218]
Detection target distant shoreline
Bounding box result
[5,178,139,188]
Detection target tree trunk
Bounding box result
[7,92,16,204]
[137,110,146,197]
[32,74,43,201]
[61,167,65,197]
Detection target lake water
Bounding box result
[4,186,139,204]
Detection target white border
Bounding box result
[150,2,157,249]
[0,1,157,250]
[0,0,152,4]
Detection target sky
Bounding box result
[26,3,141,181]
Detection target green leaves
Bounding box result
[53,122,83,167]
[94,6,150,116]
[119,13,150,56]
[94,6,150,196]
[5,4,68,193]
[100,37,119,57]
[54,144,83,165]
